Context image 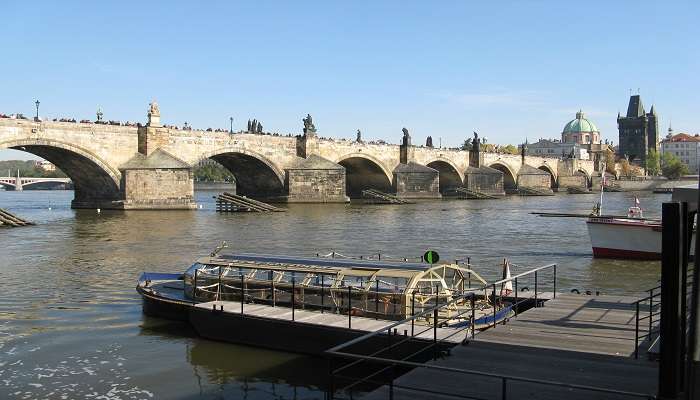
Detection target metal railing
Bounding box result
[326,263,566,400]
[634,285,662,359]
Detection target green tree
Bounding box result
[661,152,689,180]
[645,150,660,176]
[193,163,235,182]
[460,139,472,151]
[501,144,518,155]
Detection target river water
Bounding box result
[0,190,666,399]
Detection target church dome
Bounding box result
[563,111,599,134]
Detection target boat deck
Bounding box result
[361,293,658,400]
[193,300,465,343]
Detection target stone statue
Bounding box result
[472,131,479,148]
[356,129,362,142]
[402,127,411,146]
[426,136,433,148]
[303,114,316,134]
[247,119,252,132]
[147,100,161,127]
[252,119,258,133]
[149,101,160,116]
[257,123,263,134]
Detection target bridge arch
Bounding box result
[0,139,121,205]
[196,148,286,198]
[334,153,393,198]
[488,162,517,190]
[577,168,592,187]
[537,164,557,188]
[425,159,464,194]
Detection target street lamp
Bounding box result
[229,117,233,133]
[34,100,40,121]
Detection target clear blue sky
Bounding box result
[1,0,698,160]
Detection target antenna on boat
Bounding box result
[210,241,228,257]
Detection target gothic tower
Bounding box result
[617,94,659,166]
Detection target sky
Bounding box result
[1,0,698,160]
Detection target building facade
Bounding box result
[617,95,659,165]
[562,110,600,144]
[524,110,602,160]
[660,130,700,174]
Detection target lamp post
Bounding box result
[229,117,233,134]
[34,100,40,121]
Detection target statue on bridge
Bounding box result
[426,136,433,148]
[303,114,316,134]
[401,127,411,146]
[147,100,161,127]
[472,131,479,148]
[356,129,362,143]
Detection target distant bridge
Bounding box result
[0,107,598,209]
[0,175,72,191]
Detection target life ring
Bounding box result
[571,289,580,294]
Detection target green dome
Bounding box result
[563,111,599,134]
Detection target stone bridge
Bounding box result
[0,107,596,209]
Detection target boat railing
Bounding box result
[325,263,567,400]
[190,268,481,323]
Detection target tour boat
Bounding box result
[586,193,694,260]
[137,250,516,330]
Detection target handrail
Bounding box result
[328,351,655,400]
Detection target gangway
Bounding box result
[214,192,286,213]
[361,189,413,204]
[518,186,555,196]
[0,208,33,227]
[454,187,499,199]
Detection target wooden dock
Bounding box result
[0,208,33,227]
[214,192,286,212]
[361,293,658,400]
[361,189,413,204]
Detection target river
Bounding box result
[0,190,666,399]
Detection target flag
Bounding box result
[500,261,513,296]
[635,197,640,206]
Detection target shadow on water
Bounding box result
[139,316,330,399]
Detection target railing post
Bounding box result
[292,278,296,321]
[534,270,539,307]
[348,286,352,329]
[502,377,507,400]
[218,267,222,301]
[328,356,334,400]
[433,308,438,360]
[321,274,325,314]
[240,274,244,316]
[492,284,497,329]
[514,277,519,316]
[411,291,415,336]
[470,294,476,339]
[553,264,557,299]
[635,301,640,359]
[272,278,276,307]
[375,279,380,319]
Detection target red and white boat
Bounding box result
[586,189,695,260]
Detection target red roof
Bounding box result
[664,133,700,142]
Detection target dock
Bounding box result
[361,189,413,204]
[454,187,500,200]
[354,293,658,400]
[214,192,286,212]
[518,186,555,196]
[0,208,33,227]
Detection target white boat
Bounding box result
[586,185,696,260]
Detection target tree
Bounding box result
[605,149,616,175]
[193,163,235,182]
[619,159,633,178]
[501,144,519,155]
[661,152,689,180]
[645,150,660,176]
